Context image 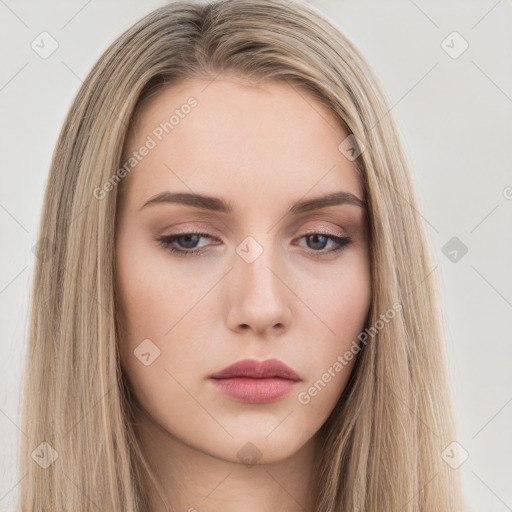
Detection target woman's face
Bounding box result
[115,76,371,465]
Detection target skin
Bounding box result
[115,75,371,512]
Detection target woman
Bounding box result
[18,0,464,510]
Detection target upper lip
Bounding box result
[209,358,301,381]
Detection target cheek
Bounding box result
[115,236,179,374]
[115,236,211,398]
[114,251,201,429]
[115,236,201,341]
[307,248,371,342]
[295,252,371,410]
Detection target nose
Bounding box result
[225,240,292,337]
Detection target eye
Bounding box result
[297,232,353,258]
[157,231,213,257]
[156,230,353,258]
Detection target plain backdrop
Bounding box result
[1,1,511,510]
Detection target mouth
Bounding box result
[209,359,302,404]
[208,358,301,404]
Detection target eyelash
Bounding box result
[156,230,353,259]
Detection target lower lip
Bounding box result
[209,377,299,403]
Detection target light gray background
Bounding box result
[1,1,511,510]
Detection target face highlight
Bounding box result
[114,76,371,469]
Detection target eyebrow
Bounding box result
[140,190,367,214]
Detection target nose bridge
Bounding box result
[235,232,281,296]
[226,231,291,333]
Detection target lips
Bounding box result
[209,358,301,381]
[208,358,302,404]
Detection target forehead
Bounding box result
[120,76,364,209]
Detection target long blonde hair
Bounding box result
[18,0,464,510]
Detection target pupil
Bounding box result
[180,234,199,249]
[308,234,327,250]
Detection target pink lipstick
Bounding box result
[209,358,301,403]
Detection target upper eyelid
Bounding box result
[161,218,352,236]
[162,227,348,239]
